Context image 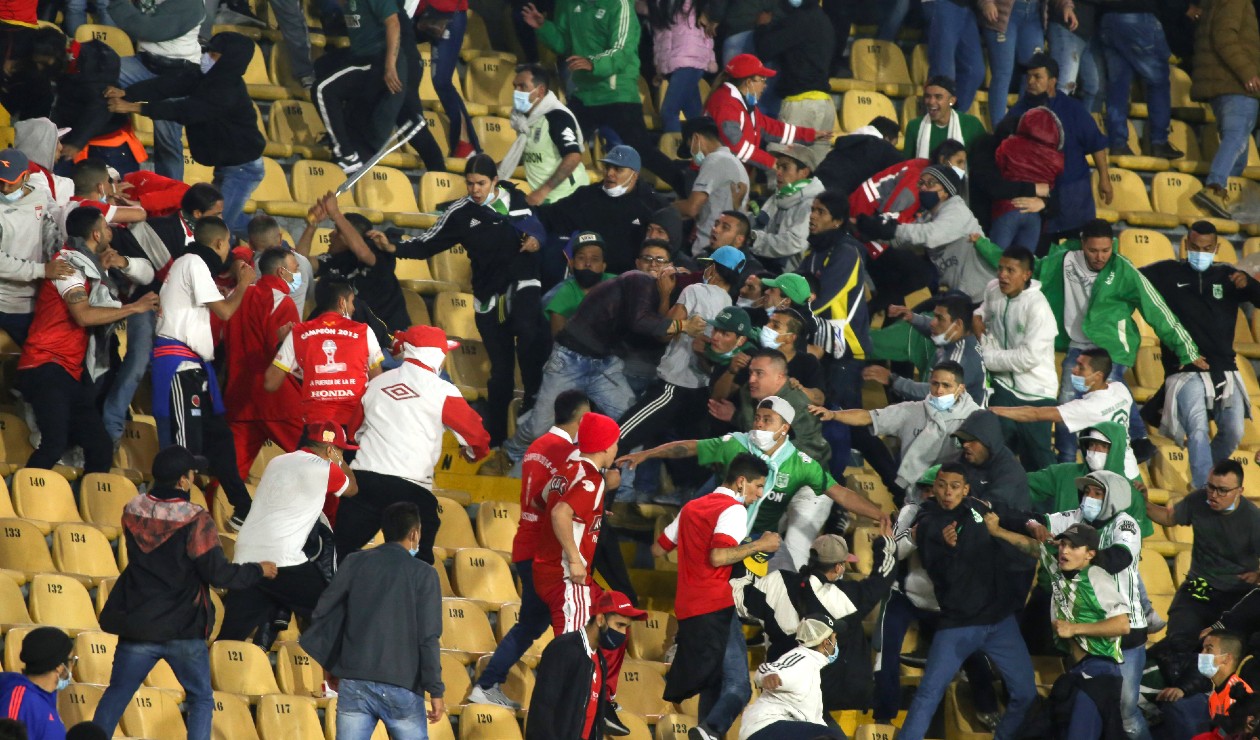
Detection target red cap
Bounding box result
[230,245,255,267]
[577,413,620,455]
[305,421,358,450]
[594,590,647,620]
[725,53,776,79]
[391,325,460,355]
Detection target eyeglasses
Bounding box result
[917,179,940,189]
[638,256,672,265]
[1206,484,1241,497]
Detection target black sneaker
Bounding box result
[688,726,720,740]
[1149,141,1185,160]
[604,702,631,737]
[1109,143,1136,157]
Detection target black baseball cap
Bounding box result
[152,445,208,483]
[1056,523,1100,550]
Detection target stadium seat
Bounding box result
[430,247,473,291]
[257,694,322,740]
[461,702,522,740]
[496,601,552,667]
[472,653,534,709]
[1150,443,1192,493]
[850,525,882,576]
[74,24,134,56]
[29,573,99,634]
[95,576,116,617]
[143,657,186,700]
[439,598,497,663]
[654,713,697,740]
[471,116,516,161]
[1097,117,1171,172]
[266,42,309,95]
[1139,550,1176,596]
[441,651,472,709]
[419,171,467,212]
[855,725,897,740]
[354,166,433,228]
[464,56,515,116]
[618,660,670,720]
[120,685,186,739]
[832,39,913,97]
[214,691,262,740]
[474,500,519,553]
[269,99,330,159]
[243,41,287,100]
[288,159,384,223]
[1096,170,1180,229]
[1170,120,1209,176]
[0,573,32,633]
[210,640,282,701]
[451,547,518,607]
[3,625,31,671]
[401,290,433,327]
[252,103,293,158]
[0,517,57,579]
[0,413,33,476]
[629,610,676,661]
[79,472,138,539]
[1117,229,1176,268]
[433,292,481,342]
[57,682,106,728]
[844,471,896,514]
[120,419,160,481]
[245,157,309,219]
[182,151,217,186]
[1169,66,1212,123]
[52,523,119,585]
[446,341,491,400]
[1129,346,1165,402]
[909,44,928,87]
[418,45,488,116]
[1174,550,1191,584]
[840,90,898,135]
[0,480,15,520]
[434,497,479,556]
[1150,172,1240,234]
[275,641,328,704]
[459,9,498,61]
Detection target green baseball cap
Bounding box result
[710,306,756,338]
[761,273,811,305]
[916,464,941,488]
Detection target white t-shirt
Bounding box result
[690,147,749,257]
[1062,251,1099,349]
[1059,381,1141,479]
[233,450,350,567]
[157,253,223,360]
[656,282,731,388]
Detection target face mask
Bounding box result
[1080,497,1103,522]
[1085,450,1108,472]
[692,150,706,166]
[951,165,966,180]
[918,191,940,211]
[1025,92,1050,106]
[705,344,741,362]
[764,306,777,317]
[1187,251,1215,272]
[573,268,602,288]
[603,179,630,198]
[744,92,758,107]
[200,52,216,73]
[1070,374,1089,394]
[930,327,953,346]
[826,638,839,664]
[512,89,534,113]
[1198,653,1219,678]
[407,546,420,557]
[927,392,957,412]
[748,429,780,452]
[0,187,23,203]
[1224,497,1240,513]
[599,625,627,650]
[736,296,755,308]
[56,674,70,691]
[289,271,303,293]
[759,325,781,349]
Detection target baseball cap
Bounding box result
[916,464,941,488]
[600,145,641,173]
[760,273,811,305]
[578,412,620,454]
[710,306,754,338]
[768,142,821,172]
[1077,428,1111,446]
[0,149,29,184]
[699,245,747,273]
[573,230,605,250]
[1056,522,1101,550]
[811,534,858,564]
[1074,472,1110,494]
[305,421,359,450]
[593,590,648,620]
[757,396,796,425]
[393,325,460,353]
[795,613,836,647]
[56,126,72,139]
[152,445,208,483]
[19,626,73,674]
[725,53,776,79]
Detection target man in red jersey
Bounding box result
[653,453,779,740]
[470,389,590,708]
[264,277,383,435]
[224,247,305,481]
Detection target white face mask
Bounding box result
[603,180,631,198]
[748,429,781,452]
[1080,496,1103,522]
[512,89,534,113]
[950,165,966,180]
[1085,450,1108,472]
[1197,653,1219,678]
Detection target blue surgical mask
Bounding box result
[1080,497,1103,522]
[289,271,303,293]
[918,190,940,211]
[1224,497,1240,513]
[744,92,758,107]
[0,187,23,203]
[1198,653,1219,678]
[1071,374,1089,394]
[1187,251,1214,272]
[512,90,534,114]
[759,325,780,349]
[788,0,804,6]
[826,638,839,664]
[200,52,216,73]
[407,546,419,557]
[56,674,70,692]
[693,150,706,166]
[927,392,957,412]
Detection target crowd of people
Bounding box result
[0,0,1258,738]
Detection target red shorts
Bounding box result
[536,576,605,636]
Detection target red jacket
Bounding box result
[704,82,816,170]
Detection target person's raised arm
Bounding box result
[809,405,872,426]
[295,201,327,271]
[1146,498,1176,527]
[65,286,158,327]
[323,194,377,267]
[825,483,889,526]
[615,439,699,470]
[989,405,1063,423]
[710,531,781,567]
[983,512,1042,559]
[208,261,255,321]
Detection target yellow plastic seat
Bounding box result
[403,290,433,326]
[244,41,288,100]
[461,702,522,739]
[629,610,676,661]
[79,472,138,539]
[0,517,55,579]
[464,55,515,116]
[247,157,309,219]
[213,691,262,740]
[431,247,473,291]
[1097,170,1180,229]
[1150,444,1192,493]
[0,413,34,477]
[257,694,322,740]
[52,523,119,586]
[268,99,330,159]
[496,601,551,667]
[74,24,134,56]
[840,90,897,134]
[475,500,519,553]
[440,598,497,663]
[142,657,186,700]
[445,341,491,400]
[419,171,467,212]
[354,165,432,228]
[1095,116,1170,172]
[119,419,159,480]
[1129,345,1165,402]
[57,682,106,729]
[1139,549,1176,596]
[288,159,384,223]
[473,654,534,708]
[120,685,186,739]
[210,640,282,702]
[1150,172,1240,234]
[1117,229,1176,268]
[451,547,518,607]
[618,659,670,720]
[3,625,31,670]
[418,44,488,116]
[1169,66,1212,122]
[29,573,99,634]
[470,116,516,161]
[0,573,32,633]
[832,39,914,97]
[909,44,929,87]
[434,497,479,556]
[442,651,472,709]
[182,150,217,186]
[653,713,697,740]
[1170,120,1209,175]
[433,292,481,341]
[275,641,328,703]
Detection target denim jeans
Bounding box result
[1066,656,1121,738]
[989,209,1042,250]
[215,157,265,236]
[927,0,985,112]
[1153,693,1210,740]
[269,0,315,81]
[1207,95,1260,188]
[1055,347,1143,463]
[65,0,113,35]
[1175,373,1246,488]
[1120,645,1154,740]
[477,561,550,688]
[983,0,1044,124]
[878,0,912,39]
[1100,13,1172,148]
[103,309,155,442]
[661,67,705,133]
[432,11,479,152]
[93,639,214,740]
[721,30,755,65]
[119,57,185,180]
[336,678,429,740]
[1048,23,1103,112]
[698,612,753,733]
[503,345,635,460]
[898,615,1036,740]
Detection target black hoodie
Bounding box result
[51,40,130,150]
[753,0,835,98]
[132,32,265,167]
[953,410,1031,512]
[815,133,905,198]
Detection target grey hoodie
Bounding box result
[895,312,987,405]
[892,196,994,302]
[14,119,73,209]
[751,176,825,270]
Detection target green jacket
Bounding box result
[537,0,641,107]
[868,314,935,375]
[1027,421,1154,537]
[1035,239,1200,368]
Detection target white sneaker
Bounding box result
[468,683,520,710]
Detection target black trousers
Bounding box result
[314,52,410,162]
[334,470,440,564]
[164,367,253,513]
[16,363,112,473]
[218,562,328,641]
[567,98,686,194]
[1166,581,1248,646]
[472,286,544,447]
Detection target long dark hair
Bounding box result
[646,0,708,30]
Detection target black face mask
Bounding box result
[1024,91,1050,107]
[599,626,627,650]
[918,190,941,211]
[573,268,602,289]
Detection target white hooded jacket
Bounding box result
[0,184,62,314]
[978,277,1059,401]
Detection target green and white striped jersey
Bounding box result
[1040,542,1130,662]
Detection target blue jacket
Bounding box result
[0,673,64,740]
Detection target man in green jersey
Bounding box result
[987,517,1133,737]
[616,395,888,570]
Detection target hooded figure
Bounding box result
[1027,423,1153,537]
[50,40,130,157]
[814,125,906,198]
[992,106,1064,221]
[13,118,74,209]
[952,410,1031,511]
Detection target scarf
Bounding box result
[497,92,578,179]
[914,109,962,159]
[61,238,122,381]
